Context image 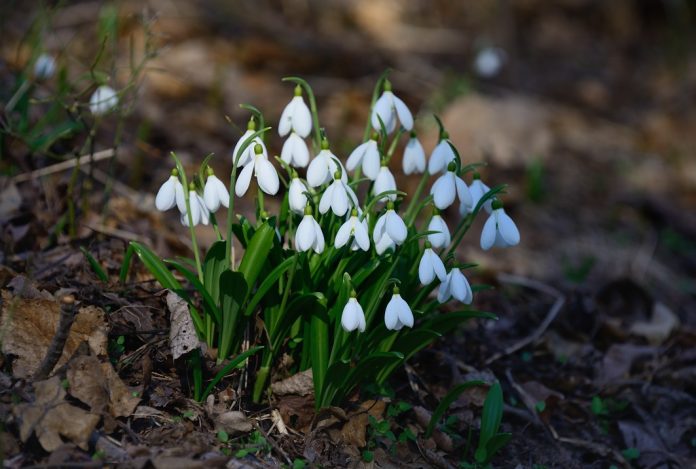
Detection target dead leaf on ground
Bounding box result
[629,302,679,345]
[340,400,385,448]
[0,183,22,221]
[618,420,670,468]
[13,376,100,452]
[413,406,454,453]
[270,369,313,396]
[597,344,656,385]
[277,394,315,433]
[214,411,254,436]
[167,291,201,360]
[0,290,108,378]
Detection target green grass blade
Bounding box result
[80,247,108,282]
[201,346,263,401]
[426,380,486,438]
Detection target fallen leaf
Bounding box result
[214,411,253,436]
[618,420,668,468]
[270,369,313,396]
[13,376,100,451]
[629,302,679,345]
[167,291,201,360]
[597,344,656,385]
[277,394,315,432]
[0,183,22,221]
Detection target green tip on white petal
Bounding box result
[441,130,449,140]
[247,117,256,131]
[392,285,400,295]
[294,84,302,97]
[304,205,313,215]
[492,199,503,210]
[383,79,392,92]
[351,208,358,217]
[410,130,417,138]
[432,206,440,215]
[386,200,395,210]
[260,210,269,219]
[188,182,196,190]
[371,131,379,141]
[207,166,214,176]
[424,240,432,249]
[447,161,457,172]
[321,138,329,150]
[254,143,263,155]
[171,168,179,177]
[333,170,341,180]
[350,289,357,298]
[473,172,481,180]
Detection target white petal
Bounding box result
[419,251,435,284]
[196,194,210,225]
[430,250,447,281]
[375,233,395,255]
[232,130,253,166]
[89,85,118,115]
[362,142,381,180]
[331,183,349,216]
[394,295,414,328]
[480,212,497,250]
[216,178,230,208]
[428,140,454,174]
[256,158,280,195]
[450,270,467,302]
[291,96,313,138]
[346,141,367,171]
[290,135,310,167]
[289,178,307,214]
[428,215,450,248]
[385,210,407,243]
[188,193,201,225]
[371,93,394,131]
[296,215,315,251]
[204,175,228,212]
[403,137,425,175]
[384,296,400,330]
[307,154,329,187]
[497,210,520,246]
[334,219,352,248]
[155,177,177,211]
[235,162,255,197]
[175,181,186,213]
[312,219,325,253]
[319,183,335,214]
[456,177,473,215]
[373,214,386,244]
[341,300,360,332]
[437,275,452,303]
[431,173,456,209]
[373,167,397,201]
[354,220,370,251]
[278,100,294,137]
[392,94,413,131]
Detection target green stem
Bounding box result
[170,152,204,282]
[210,212,222,241]
[404,170,431,225]
[446,213,475,258]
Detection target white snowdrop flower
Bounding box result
[346,136,380,180]
[307,139,347,187]
[438,269,473,304]
[203,170,230,213]
[335,209,370,251]
[288,176,308,215]
[278,85,312,138]
[232,119,267,167]
[430,162,473,213]
[319,172,358,217]
[469,172,493,214]
[295,206,325,253]
[341,294,366,332]
[373,165,397,201]
[480,201,520,250]
[34,54,56,79]
[373,202,407,255]
[418,242,447,285]
[474,46,506,78]
[235,144,280,197]
[371,80,413,134]
[89,85,118,115]
[180,189,210,227]
[427,211,451,249]
[428,133,457,174]
[281,132,310,168]
[385,287,414,331]
[403,133,426,175]
[155,170,185,212]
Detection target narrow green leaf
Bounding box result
[310,308,329,407]
[204,240,229,305]
[119,244,134,284]
[167,260,222,326]
[201,346,263,401]
[238,222,275,306]
[426,380,486,438]
[129,241,181,290]
[245,255,295,316]
[218,270,248,360]
[80,247,108,282]
[476,381,504,461]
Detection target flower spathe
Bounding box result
[371,80,413,134]
[346,137,380,180]
[341,295,366,332]
[438,269,473,304]
[373,165,397,201]
[480,201,520,250]
[335,209,370,251]
[373,202,407,255]
[296,207,325,253]
[307,139,347,188]
[288,176,308,215]
[418,242,447,285]
[155,171,185,212]
[430,163,472,213]
[428,135,456,174]
[278,87,312,138]
[281,132,310,168]
[385,288,413,331]
[427,212,451,249]
[203,171,230,213]
[319,174,358,217]
[89,85,118,115]
[235,144,280,197]
[403,134,426,175]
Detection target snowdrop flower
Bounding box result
[474,46,506,78]
[480,200,520,250]
[34,54,56,79]
[319,171,358,217]
[341,292,366,332]
[180,185,210,227]
[438,269,473,304]
[235,144,280,197]
[430,162,472,213]
[469,172,493,214]
[418,241,447,285]
[155,169,185,212]
[307,139,347,187]
[89,85,118,115]
[385,287,413,331]
[403,132,426,175]
[371,80,413,134]
[335,209,370,251]
[288,176,308,215]
[279,85,312,138]
[296,206,325,253]
[373,165,397,201]
[281,132,310,168]
[203,169,230,213]
[373,201,407,255]
[428,132,457,174]
[427,210,451,249]
[346,135,380,180]
[232,118,267,167]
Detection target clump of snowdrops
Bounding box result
[125,73,520,406]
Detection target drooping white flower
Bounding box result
[180,190,210,227]
[155,170,185,212]
[373,202,407,255]
[428,134,456,174]
[430,163,472,213]
[373,165,397,201]
[232,119,267,167]
[403,133,426,175]
[480,201,520,250]
[474,46,506,78]
[203,171,230,213]
[281,132,310,168]
[438,269,473,304]
[34,53,56,79]
[427,212,451,249]
[371,80,413,134]
[469,172,493,213]
[295,207,325,253]
[341,295,366,332]
[288,176,309,215]
[307,139,347,187]
[346,137,380,180]
[235,144,280,197]
[335,209,370,251]
[278,86,312,138]
[418,242,447,285]
[319,172,358,217]
[385,288,413,331]
[89,85,118,115]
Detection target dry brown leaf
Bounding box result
[270,369,314,396]
[0,183,22,220]
[214,411,254,436]
[167,291,201,360]
[13,376,100,452]
[597,344,656,385]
